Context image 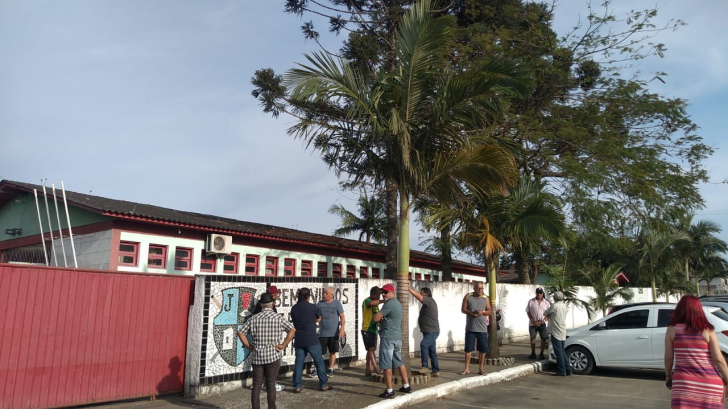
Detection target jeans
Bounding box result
[293,343,328,389]
[420,332,440,372]
[252,360,280,409]
[551,335,570,375]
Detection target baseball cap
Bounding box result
[381,283,395,293]
[268,285,282,295]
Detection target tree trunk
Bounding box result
[397,191,412,371]
[385,179,398,279]
[487,255,500,358]
[651,278,658,302]
[441,225,453,282]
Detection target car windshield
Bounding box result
[710,308,728,322]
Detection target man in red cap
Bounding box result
[373,283,412,398]
[254,285,282,314]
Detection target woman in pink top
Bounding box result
[665,295,728,408]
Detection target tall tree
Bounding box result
[280,0,530,364]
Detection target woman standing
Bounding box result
[665,295,728,408]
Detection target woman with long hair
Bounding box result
[665,295,728,408]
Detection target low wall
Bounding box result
[185,275,660,396]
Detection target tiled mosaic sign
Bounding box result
[197,276,358,384]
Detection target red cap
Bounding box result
[268,286,282,295]
[381,283,395,293]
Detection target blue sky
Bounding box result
[1,0,726,254]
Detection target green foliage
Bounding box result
[328,192,387,243]
[543,264,595,321]
[581,263,634,316]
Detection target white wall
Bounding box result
[358,279,665,354]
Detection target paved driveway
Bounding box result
[428,367,728,409]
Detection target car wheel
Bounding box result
[567,346,594,375]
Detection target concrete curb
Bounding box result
[362,360,551,409]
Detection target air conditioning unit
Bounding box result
[206,234,232,255]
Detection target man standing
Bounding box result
[373,283,412,399]
[290,287,331,393]
[361,286,382,376]
[252,285,284,392]
[526,287,551,359]
[314,286,345,378]
[460,281,491,376]
[544,291,571,376]
[237,292,295,409]
[409,285,440,377]
[253,286,282,314]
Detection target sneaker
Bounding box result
[431,372,440,378]
[398,386,412,393]
[528,352,537,359]
[321,385,333,391]
[275,383,284,392]
[378,390,395,399]
[418,367,430,374]
[307,369,317,378]
[326,369,334,377]
[539,353,545,360]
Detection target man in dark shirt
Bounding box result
[409,285,440,376]
[290,287,331,393]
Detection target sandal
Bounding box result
[478,370,486,375]
[458,370,471,375]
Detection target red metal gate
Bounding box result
[0,264,194,409]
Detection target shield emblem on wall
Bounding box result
[212,287,257,366]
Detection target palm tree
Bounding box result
[328,192,387,243]
[638,228,690,301]
[672,213,728,295]
[284,0,532,363]
[543,264,596,321]
[581,263,634,317]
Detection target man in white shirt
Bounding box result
[544,291,571,376]
[525,287,550,359]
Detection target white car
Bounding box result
[548,302,728,374]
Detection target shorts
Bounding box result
[378,338,403,370]
[529,325,547,340]
[464,330,488,353]
[320,336,340,354]
[361,330,378,350]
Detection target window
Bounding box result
[372,268,380,279]
[359,267,368,278]
[657,309,673,328]
[301,260,313,277]
[346,265,356,278]
[147,245,167,268]
[174,247,193,271]
[604,309,649,330]
[284,258,296,276]
[245,254,259,276]
[424,273,431,282]
[317,262,328,277]
[265,257,278,276]
[223,253,239,274]
[332,263,342,278]
[118,242,139,266]
[409,272,414,280]
[200,251,217,273]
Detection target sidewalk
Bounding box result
[93,343,551,409]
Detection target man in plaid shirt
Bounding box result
[237,292,295,409]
